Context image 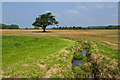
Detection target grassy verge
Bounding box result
[2,36,75,78]
[2,35,119,78]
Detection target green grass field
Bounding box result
[1,30,119,78]
[2,36,72,69]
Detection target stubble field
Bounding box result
[2,29,119,49]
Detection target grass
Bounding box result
[2,36,72,69]
[1,29,119,78]
[1,29,118,49]
[72,40,119,78]
[73,51,85,60]
[2,36,77,78]
[94,41,118,60]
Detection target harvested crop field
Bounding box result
[1,29,119,49]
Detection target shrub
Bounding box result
[79,48,83,52]
[74,51,85,60]
[89,47,95,50]
[82,44,89,49]
[86,50,94,56]
[74,66,83,73]
[86,52,91,57]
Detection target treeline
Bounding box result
[52,26,82,30]
[52,25,120,30]
[0,24,19,29]
[1,24,120,30]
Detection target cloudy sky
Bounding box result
[2,2,118,28]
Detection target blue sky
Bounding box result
[1,0,120,2]
[2,2,118,28]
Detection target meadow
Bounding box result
[2,36,72,68]
[1,29,119,78]
[2,29,119,49]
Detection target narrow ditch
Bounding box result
[72,41,90,70]
[72,41,103,78]
[72,49,87,70]
[71,41,119,79]
[71,41,95,78]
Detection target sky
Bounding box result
[2,2,118,28]
[1,0,120,2]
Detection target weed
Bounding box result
[73,51,85,60]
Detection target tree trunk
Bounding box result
[42,26,46,32]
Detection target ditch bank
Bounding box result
[71,41,93,78]
[71,40,119,79]
[72,40,106,78]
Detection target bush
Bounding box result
[86,52,91,57]
[81,43,89,49]
[79,48,83,52]
[86,50,94,57]
[74,51,85,60]
[74,66,82,73]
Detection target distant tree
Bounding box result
[25,27,28,29]
[69,27,72,29]
[52,27,56,29]
[65,26,67,29]
[78,27,82,29]
[59,26,62,29]
[0,24,2,29]
[1,24,19,29]
[10,24,19,29]
[34,26,39,29]
[73,26,76,30]
[32,12,58,32]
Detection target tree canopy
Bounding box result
[32,12,58,32]
[0,24,19,29]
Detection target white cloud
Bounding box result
[76,5,87,9]
[96,3,104,9]
[65,10,79,14]
[45,10,51,13]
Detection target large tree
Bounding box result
[32,12,58,32]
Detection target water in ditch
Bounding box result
[72,50,87,70]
